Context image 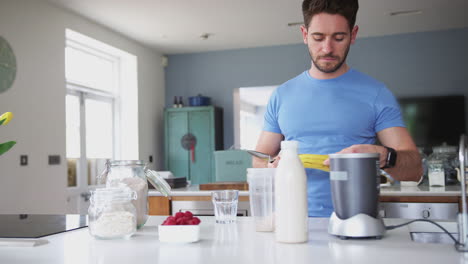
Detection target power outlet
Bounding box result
[48,155,61,165]
[20,155,28,166]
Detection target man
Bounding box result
[253,0,422,217]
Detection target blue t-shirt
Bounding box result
[263,69,405,217]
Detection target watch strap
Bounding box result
[382,146,397,169]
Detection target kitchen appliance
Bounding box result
[328,153,386,239]
[0,214,87,238]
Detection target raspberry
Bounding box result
[176,217,186,225]
[175,212,185,219]
[184,211,193,219]
[163,219,176,225]
[192,217,201,225]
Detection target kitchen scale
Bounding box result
[0,214,87,238]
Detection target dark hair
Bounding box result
[302,0,359,30]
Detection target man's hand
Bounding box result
[253,131,283,168]
[268,155,281,168]
[323,127,422,182]
[323,144,387,167]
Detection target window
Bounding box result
[65,29,138,191]
[234,86,276,150]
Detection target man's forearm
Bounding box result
[252,157,268,168]
[385,150,423,182]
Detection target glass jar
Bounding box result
[428,144,459,186]
[88,187,137,239]
[98,160,171,229]
[418,147,428,182]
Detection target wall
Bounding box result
[0,0,165,214]
[166,27,468,150]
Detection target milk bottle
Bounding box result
[274,140,308,243]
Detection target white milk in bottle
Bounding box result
[274,140,308,243]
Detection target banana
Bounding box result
[299,154,330,172]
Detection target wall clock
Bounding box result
[0,36,17,94]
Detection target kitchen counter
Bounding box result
[149,184,250,197]
[380,184,462,196]
[0,216,465,264]
[149,184,463,197]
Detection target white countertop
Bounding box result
[149,184,463,197]
[380,184,462,196]
[0,216,465,264]
[149,185,250,197]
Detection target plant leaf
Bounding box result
[0,141,16,156]
[0,118,5,125]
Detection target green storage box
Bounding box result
[214,150,252,182]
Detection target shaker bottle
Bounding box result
[247,168,275,232]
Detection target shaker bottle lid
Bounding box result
[146,170,172,197]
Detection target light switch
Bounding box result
[20,155,28,166]
[48,155,61,165]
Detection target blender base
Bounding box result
[328,212,386,239]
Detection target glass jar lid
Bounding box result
[432,144,457,154]
[146,170,171,197]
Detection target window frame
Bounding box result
[65,40,122,189]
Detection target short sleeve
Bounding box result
[374,86,405,133]
[263,89,282,134]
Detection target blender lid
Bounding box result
[329,153,380,159]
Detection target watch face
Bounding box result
[0,36,17,94]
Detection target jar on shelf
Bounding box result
[418,147,429,182]
[88,187,137,239]
[98,160,171,229]
[427,143,459,186]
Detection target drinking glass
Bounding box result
[211,190,239,224]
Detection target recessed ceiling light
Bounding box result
[287,22,303,27]
[388,10,422,16]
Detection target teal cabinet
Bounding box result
[164,106,223,184]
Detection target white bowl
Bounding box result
[158,225,200,243]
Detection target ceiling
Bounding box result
[46,0,468,54]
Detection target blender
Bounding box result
[328,153,386,239]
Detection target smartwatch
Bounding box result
[382,146,397,169]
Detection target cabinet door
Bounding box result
[189,110,213,184]
[166,111,189,179]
